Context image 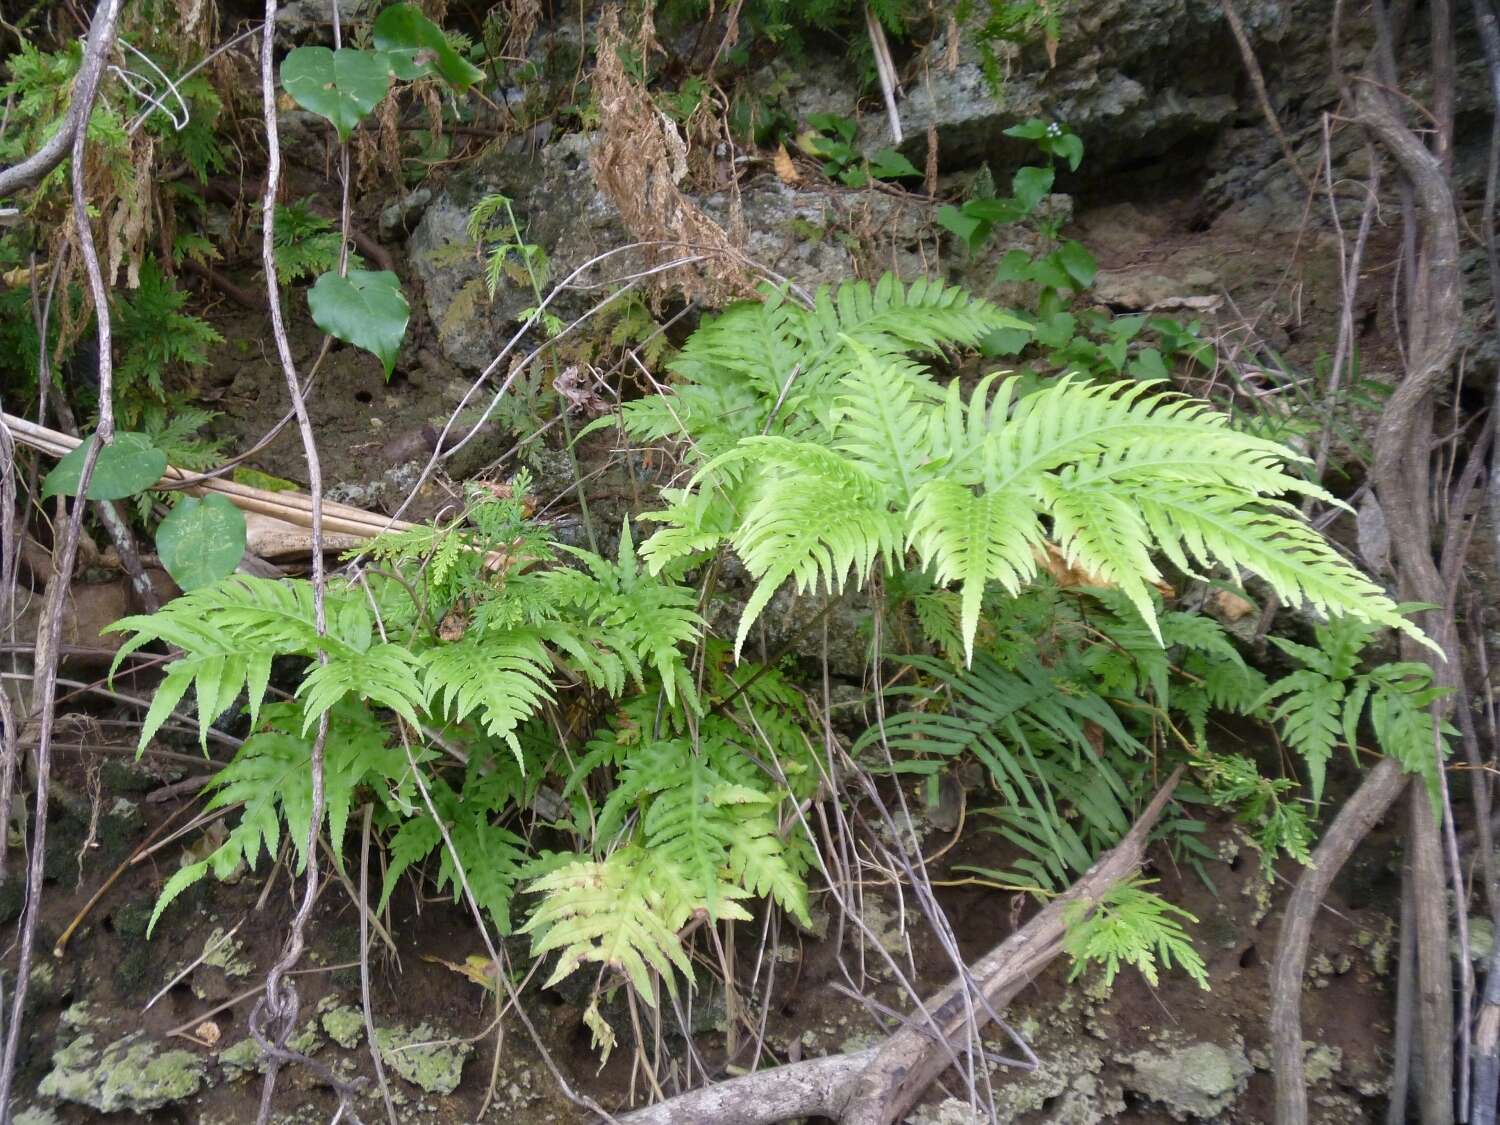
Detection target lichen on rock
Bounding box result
[318,997,367,1049]
[38,1032,207,1114]
[375,1023,472,1094]
[1120,1040,1253,1119]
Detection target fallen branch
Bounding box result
[2,411,423,543]
[619,767,1184,1125]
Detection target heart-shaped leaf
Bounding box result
[307,269,409,378]
[155,494,246,591]
[42,432,167,501]
[373,3,484,89]
[281,46,391,142]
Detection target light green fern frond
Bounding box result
[420,632,555,757]
[522,847,695,1002]
[1063,877,1208,990]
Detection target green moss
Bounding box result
[376,1023,472,1094]
[110,895,155,940]
[112,944,157,998]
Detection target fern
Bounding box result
[1260,613,1453,808]
[621,277,1423,666]
[149,702,414,933]
[522,847,698,1002]
[1063,878,1209,990]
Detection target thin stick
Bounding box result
[360,803,398,1125]
[0,2,122,1111]
[144,921,243,1011]
[246,1,342,1119]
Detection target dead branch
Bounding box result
[619,768,1184,1125]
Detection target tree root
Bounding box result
[619,767,1184,1125]
[1270,757,1407,1125]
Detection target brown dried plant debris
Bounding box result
[589,9,753,306]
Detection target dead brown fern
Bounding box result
[589,9,752,304]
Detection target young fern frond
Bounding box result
[1261,613,1454,808]
[1063,877,1209,991]
[522,848,697,1003]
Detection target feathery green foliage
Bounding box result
[1064,878,1209,990]
[1260,613,1453,811]
[625,274,1424,667]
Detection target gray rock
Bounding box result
[407,133,942,372]
[380,188,434,242]
[275,0,377,37]
[1120,1040,1253,1119]
[38,1032,207,1114]
[407,132,633,373]
[861,0,1296,175]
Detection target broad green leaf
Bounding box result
[936,204,986,251]
[43,432,166,501]
[280,47,391,142]
[1011,165,1055,212]
[1003,119,1050,141]
[867,148,920,180]
[1057,240,1098,288]
[155,494,246,591]
[307,269,409,377]
[1054,133,1085,171]
[373,3,484,89]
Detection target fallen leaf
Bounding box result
[421,952,499,991]
[773,143,801,185]
[1212,589,1256,622]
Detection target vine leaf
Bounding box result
[43,432,166,501]
[307,269,409,377]
[373,3,484,89]
[155,494,246,591]
[280,46,391,142]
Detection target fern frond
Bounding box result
[420,633,555,758]
[298,643,425,734]
[729,440,902,659]
[908,480,1045,665]
[105,575,368,748]
[1063,877,1208,990]
[522,848,694,1003]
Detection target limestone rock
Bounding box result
[1120,1040,1253,1119]
[39,1032,207,1114]
[375,1023,472,1094]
